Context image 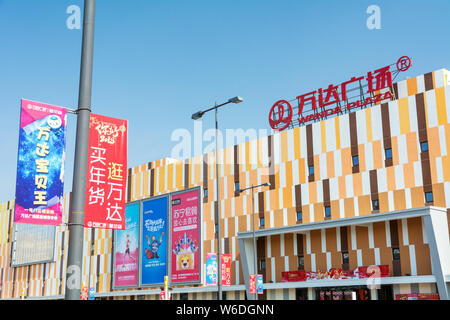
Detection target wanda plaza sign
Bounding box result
[269,56,412,131]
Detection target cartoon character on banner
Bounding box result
[145,232,164,259]
[173,233,198,270]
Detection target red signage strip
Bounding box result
[84,114,128,230]
[395,293,439,300]
[269,56,411,130]
[281,265,390,282]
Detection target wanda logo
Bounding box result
[268,99,293,131]
[268,56,412,130]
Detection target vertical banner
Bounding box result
[205,253,217,286]
[249,274,256,295]
[113,202,139,288]
[256,274,264,294]
[14,99,67,225]
[205,253,232,286]
[170,188,201,284]
[140,196,168,286]
[85,113,127,229]
[221,254,232,286]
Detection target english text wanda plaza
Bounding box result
[1,57,450,300]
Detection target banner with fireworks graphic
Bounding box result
[14,99,67,225]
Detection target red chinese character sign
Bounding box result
[170,188,201,284]
[268,56,412,130]
[84,114,128,230]
[14,99,67,226]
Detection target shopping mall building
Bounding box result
[1,62,450,300]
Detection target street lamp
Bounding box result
[237,182,270,300]
[191,96,243,300]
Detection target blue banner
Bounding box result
[141,196,168,285]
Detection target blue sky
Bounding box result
[1,0,450,201]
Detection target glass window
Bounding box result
[352,155,359,166]
[298,256,304,269]
[235,181,240,192]
[372,199,379,211]
[204,188,208,198]
[420,141,429,152]
[324,206,331,218]
[342,252,349,264]
[385,148,392,159]
[425,191,433,203]
[260,259,266,270]
[297,210,302,221]
[392,248,400,260]
[308,165,314,175]
[259,217,265,227]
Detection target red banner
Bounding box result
[358,265,390,278]
[221,254,232,286]
[395,293,439,300]
[281,265,389,282]
[281,270,307,282]
[84,114,127,229]
[249,274,256,294]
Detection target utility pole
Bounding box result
[65,0,96,300]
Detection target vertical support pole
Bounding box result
[65,0,96,300]
[215,104,222,300]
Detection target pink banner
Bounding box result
[170,188,201,284]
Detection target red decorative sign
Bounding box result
[84,114,128,230]
[395,293,439,300]
[281,265,389,282]
[396,56,411,72]
[281,270,307,282]
[268,57,412,130]
[357,265,389,278]
[249,274,256,294]
[268,100,293,131]
[221,254,232,286]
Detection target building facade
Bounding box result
[1,68,450,300]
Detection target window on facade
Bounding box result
[352,155,359,167]
[259,217,265,227]
[235,181,240,192]
[420,141,429,152]
[392,248,400,260]
[260,259,266,270]
[324,206,331,218]
[296,210,303,222]
[298,255,304,270]
[342,252,349,264]
[372,199,379,211]
[385,148,392,160]
[204,188,208,198]
[308,165,314,176]
[425,191,433,203]
[180,293,189,300]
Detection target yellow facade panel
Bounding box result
[398,97,411,134]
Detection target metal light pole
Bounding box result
[192,96,243,300]
[65,0,96,300]
[237,182,270,300]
